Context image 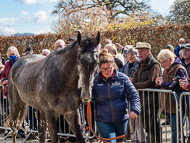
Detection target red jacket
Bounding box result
[1,57,20,80]
[1,57,20,96]
[1,60,12,80]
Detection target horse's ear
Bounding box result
[95,31,100,46]
[77,31,81,46]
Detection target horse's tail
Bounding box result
[17,104,28,129]
[4,104,28,129]
[2,115,10,127]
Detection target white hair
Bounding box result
[179,38,185,42]
[55,39,65,46]
[42,49,50,54]
[157,49,175,63]
[7,46,20,57]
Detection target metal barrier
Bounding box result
[179,92,190,143]
[137,89,179,143]
[0,86,182,143]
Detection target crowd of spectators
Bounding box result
[0,36,190,143]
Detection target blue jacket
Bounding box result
[174,46,181,57]
[92,70,141,123]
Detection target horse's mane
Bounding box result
[79,37,96,54]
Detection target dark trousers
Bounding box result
[141,105,161,143]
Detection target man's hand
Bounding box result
[129,111,138,119]
[115,43,123,50]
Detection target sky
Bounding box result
[0,0,175,36]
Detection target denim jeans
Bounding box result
[166,113,185,143]
[96,120,128,142]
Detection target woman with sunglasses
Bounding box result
[92,49,141,142]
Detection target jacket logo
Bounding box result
[97,84,104,86]
[112,81,120,86]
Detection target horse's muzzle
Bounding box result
[80,94,92,102]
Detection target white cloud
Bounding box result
[0,26,16,36]
[34,11,47,23]
[21,10,29,16]
[0,18,18,25]
[15,0,59,5]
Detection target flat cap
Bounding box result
[166,45,174,52]
[136,42,151,49]
[181,43,190,49]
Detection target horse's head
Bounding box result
[77,32,100,102]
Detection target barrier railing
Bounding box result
[179,92,190,143]
[137,89,179,143]
[0,86,184,143]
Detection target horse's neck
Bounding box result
[56,44,79,80]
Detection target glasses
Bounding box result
[101,67,113,72]
[127,53,135,57]
[179,42,185,44]
[160,60,168,65]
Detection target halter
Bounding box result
[77,49,97,91]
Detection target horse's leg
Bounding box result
[45,111,58,143]
[6,84,27,143]
[9,103,26,143]
[64,109,85,143]
[37,111,47,143]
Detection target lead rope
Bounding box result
[87,102,136,143]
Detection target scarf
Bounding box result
[9,55,18,66]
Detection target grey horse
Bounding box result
[5,31,100,143]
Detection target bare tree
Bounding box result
[151,11,168,26]
[51,0,155,34]
[52,0,151,19]
[167,0,190,24]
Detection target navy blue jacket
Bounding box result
[174,46,181,57]
[92,70,141,123]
